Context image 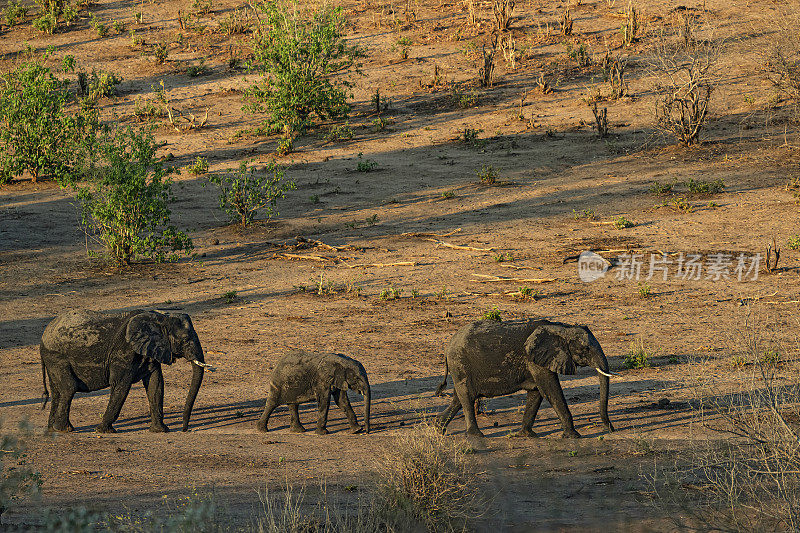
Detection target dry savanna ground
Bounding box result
[2,0,800,530]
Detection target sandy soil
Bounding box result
[2,0,800,529]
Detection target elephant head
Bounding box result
[126,311,208,431]
[332,355,371,434]
[524,323,615,431]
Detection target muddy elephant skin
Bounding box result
[40,309,207,433]
[257,350,371,435]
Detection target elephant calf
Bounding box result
[257,350,371,435]
[435,319,616,439]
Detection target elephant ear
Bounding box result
[126,312,173,364]
[524,324,577,375]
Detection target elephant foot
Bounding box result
[561,429,581,439]
[51,423,74,433]
[315,427,329,435]
[603,421,615,432]
[149,423,169,433]
[466,428,486,439]
[289,425,306,433]
[256,422,269,433]
[510,428,538,438]
[96,424,116,434]
[349,425,364,434]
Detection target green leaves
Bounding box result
[245,0,364,135]
[76,128,193,265]
[207,160,295,227]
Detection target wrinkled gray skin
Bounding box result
[435,319,613,439]
[257,350,371,435]
[40,309,206,433]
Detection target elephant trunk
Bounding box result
[595,353,613,432]
[182,349,205,432]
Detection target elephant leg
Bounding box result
[256,393,279,433]
[97,378,133,433]
[435,395,462,434]
[538,374,580,439]
[288,404,305,433]
[142,367,168,433]
[315,391,331,435]
[454,383,484,438]
[512,390,543,438]
[332,389,362,433]
[52,379,75,433]
[46,374,62,431]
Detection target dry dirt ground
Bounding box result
[2,0,800,530]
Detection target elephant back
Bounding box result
[41,309,135,354]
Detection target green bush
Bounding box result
[0,56,99,184]
[76,128,193,265]
[77,69,122,99]
[4,1,28,25]
[33,11,57,33]
[207,160,295,227]
[245,0,364,135]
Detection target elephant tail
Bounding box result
[40,360,49,410]
[435,358,449,397]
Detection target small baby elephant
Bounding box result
[256,350,371,435]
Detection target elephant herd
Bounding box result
[39,309,616,438]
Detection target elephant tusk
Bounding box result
[192,360,217,372]
[595,367,619,378]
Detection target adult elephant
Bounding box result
[434,319,615,438]
[40,309,212,433]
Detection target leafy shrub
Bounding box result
[76,127,193,265]
[187,157,209,175]
[4,1,28,25]
[1,421,41,519]
[218,8,249,34]
[788,235,800,250]
[153,42,169,64]
[245,0,364,135]
[624,339,653,369]
[0,56,99,184]
[187,58,209,77]
[685,177,724,194]
[33,11,57,33]
[483,306,502,321]
[379,286,401,300]
[477,165,499,185]
[614,216,635,229]
[77,69,122,99]
[207,160,295,227]
[90,14,108,37]
[356,153,378,172]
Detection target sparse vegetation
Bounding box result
[380,285,402,300]
[685,177,724,195]
[637,282,651,298]
[356,154,378,172]
[187,157,209,175]
[207,160,295,227]
[1,421,41,519]
[222,290,237,303]
[624,339,653,369]
[614,216,635,229]
[483,306,502,321]
[477,165,500,185]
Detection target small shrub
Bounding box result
[153,42,169,64]
[483,306,502,321]
[614,216,635,229]
[380,286,402,300]
[788,235,800,250]
[356,154,378,172]
[437,286,450,299]
[276,136,294,155]
[461,127,483,147]
[219,8,249,34]
[649,180,674,194]
[76,127,193,265]
[187,157,209,175]
[441,190,455,199]
[77,69,122,99]
[565,41,590,67]
[207,160,296,227]
[4,1,27,26]
[620,1,639,46]
[477,165,499,185]
[685,177,724,194]
[491,0,514,31]
[187,58,210,77]
[221,290,237,303]
[371,116,390,132]
[192,0,212,15]
[91,15,109,37]
[133,96,162,121]
[32,11,57,33]
[669,196,692,211]
[624,339,653,369]
[324,122,353,141]
[450,85,479,108]
[637,282,651,298]
[572,209,596,220]
[112,19,126,34]
[246,0,364,135]
[590,102,609,138]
